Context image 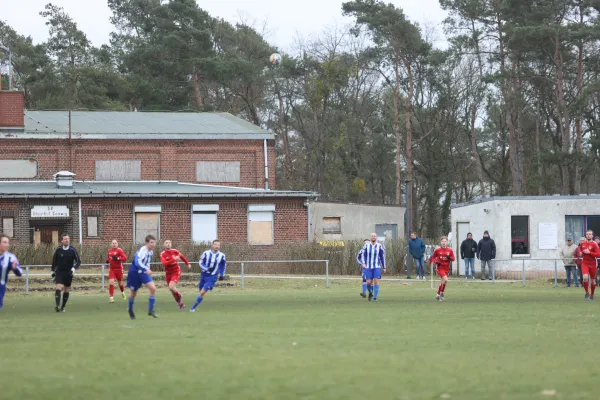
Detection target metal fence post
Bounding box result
[101,264,105,292]
[325,260,329,288]
[241,262,245,289]
[26,266,29,295]
[554,259,558,288]
[522,259,526,287]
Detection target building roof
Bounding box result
[452,195,600,209]
[3,111,274,140]
[0,180,316,199]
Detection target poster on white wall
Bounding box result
[538,222,558,250]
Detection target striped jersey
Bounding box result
[1,251,22,286]
[359,242,386,269]
[130,246,153,273]
[199,250,227,276]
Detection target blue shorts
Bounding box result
[361,268,368,281]
[199,274,218,291]
[364,269,382,281]
[127,269,153,292]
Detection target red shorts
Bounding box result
[108,268,123,281]
[165,269,181,285]
[437,267,449,278]
[581,265,598,279]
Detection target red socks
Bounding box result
[109,284,114,297]
[172,291,182,304]
[437,284,447,295]
[592,283,596,296]
[442,283,446,293]
[119,283,124,293]
[584,281,589,294]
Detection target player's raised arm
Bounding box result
[179,252,191,267]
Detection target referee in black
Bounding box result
[51,234,81,312]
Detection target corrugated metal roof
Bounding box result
[452,195,600,209]
[10,111,274,140]
[0,180,316,199]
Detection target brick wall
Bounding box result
[0,91,24,127]
[0,138,276,189]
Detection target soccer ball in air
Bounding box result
[270,53,282,65]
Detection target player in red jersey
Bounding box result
[160,240,191,309]
[430,236,455,302]
[106,239,127,303]
[578,230,600,300]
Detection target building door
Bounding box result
[456,222,471,275]
[587,216,600,238]
[375,224,397,243]
[33,226,62,247]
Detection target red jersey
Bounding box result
[160,249,189,272]
[107,248,127,269]
[578,241,600,268]
[431,247,455,269]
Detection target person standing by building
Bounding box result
[579,230,600,300]
[127,235,158,319]
[576,236,585,286]
[431,236,455,301]
[160,240,191,310]
[561,238,579,288]
[51,234,81,312]
[107,239,128,303]
[460,233,477,280]
[477,230,496,280]
[360,232,386,302]
[357,239,369,298]
[408,232,426,280]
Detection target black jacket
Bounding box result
[460,238,478,259]
[51,245,81,273]
[477,237,496,261]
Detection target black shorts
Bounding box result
[55,272,73,287]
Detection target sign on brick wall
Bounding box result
[196,161,240,183]
[31,206,70,218]
[0,160,37,178]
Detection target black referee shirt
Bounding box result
[51,245,81,273]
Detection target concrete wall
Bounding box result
[450,197,600,271]
[309,202,405,242]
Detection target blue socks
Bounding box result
[361,282,367,294]
[367,285,374,294]
[128,297,134,311]
[374,284,380,298]
[148,296,156,312]
[191,295,204,310]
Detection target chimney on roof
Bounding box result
[0,91,25,128]
[53,171,76,188]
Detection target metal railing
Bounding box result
[15,260,331,294]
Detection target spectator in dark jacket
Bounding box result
[477,230,496,280]
[408,232,426,280]
[460,233,477,280]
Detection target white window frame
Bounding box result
[134,205,161,243]
[191,204,219,243]
[247,204,275,245]
[86,216,99,237]
[2,217,14,238]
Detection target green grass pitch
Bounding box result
[0,279,598,400]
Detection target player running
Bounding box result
[127,235,158,319]
[0,235,22,310]
[51,234,81,312]
[107,239,127,303]
[579,229,600,300]
[357,239,369,298]
[160,240,191,310]
[431,236,455,302]
[360,233,386,302]
[190,240,226,312]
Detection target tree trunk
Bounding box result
[574,4,584,194]
[277,89,291,178]
[393,53,402,205]
[555,35,570,195]
[469,103,486,197]
[403,59,414,234]
[505,57,523,195]
[535,117,543,195]
[192,70,203,108]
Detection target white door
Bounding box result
[456,222,471,275]
[192,213,217,244]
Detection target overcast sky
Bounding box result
[4,0,448,52]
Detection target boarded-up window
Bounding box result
[96,160,141,181]
[248,211,274,245]
[322,217,341,234]
[87,216,98,237]
[135,213,160,243]
[0,160,37,178]
[196,162,240,183]
[2,218,14,238]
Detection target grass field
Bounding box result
[0,279,599,400]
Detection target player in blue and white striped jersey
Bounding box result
[359,233,386,302]
[357,239,369,298]
[126,234,158,319]
[0,235,22,310]
[190,240,226,312]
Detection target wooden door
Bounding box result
[38,226,62,246]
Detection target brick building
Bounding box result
[0,91,316,246]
